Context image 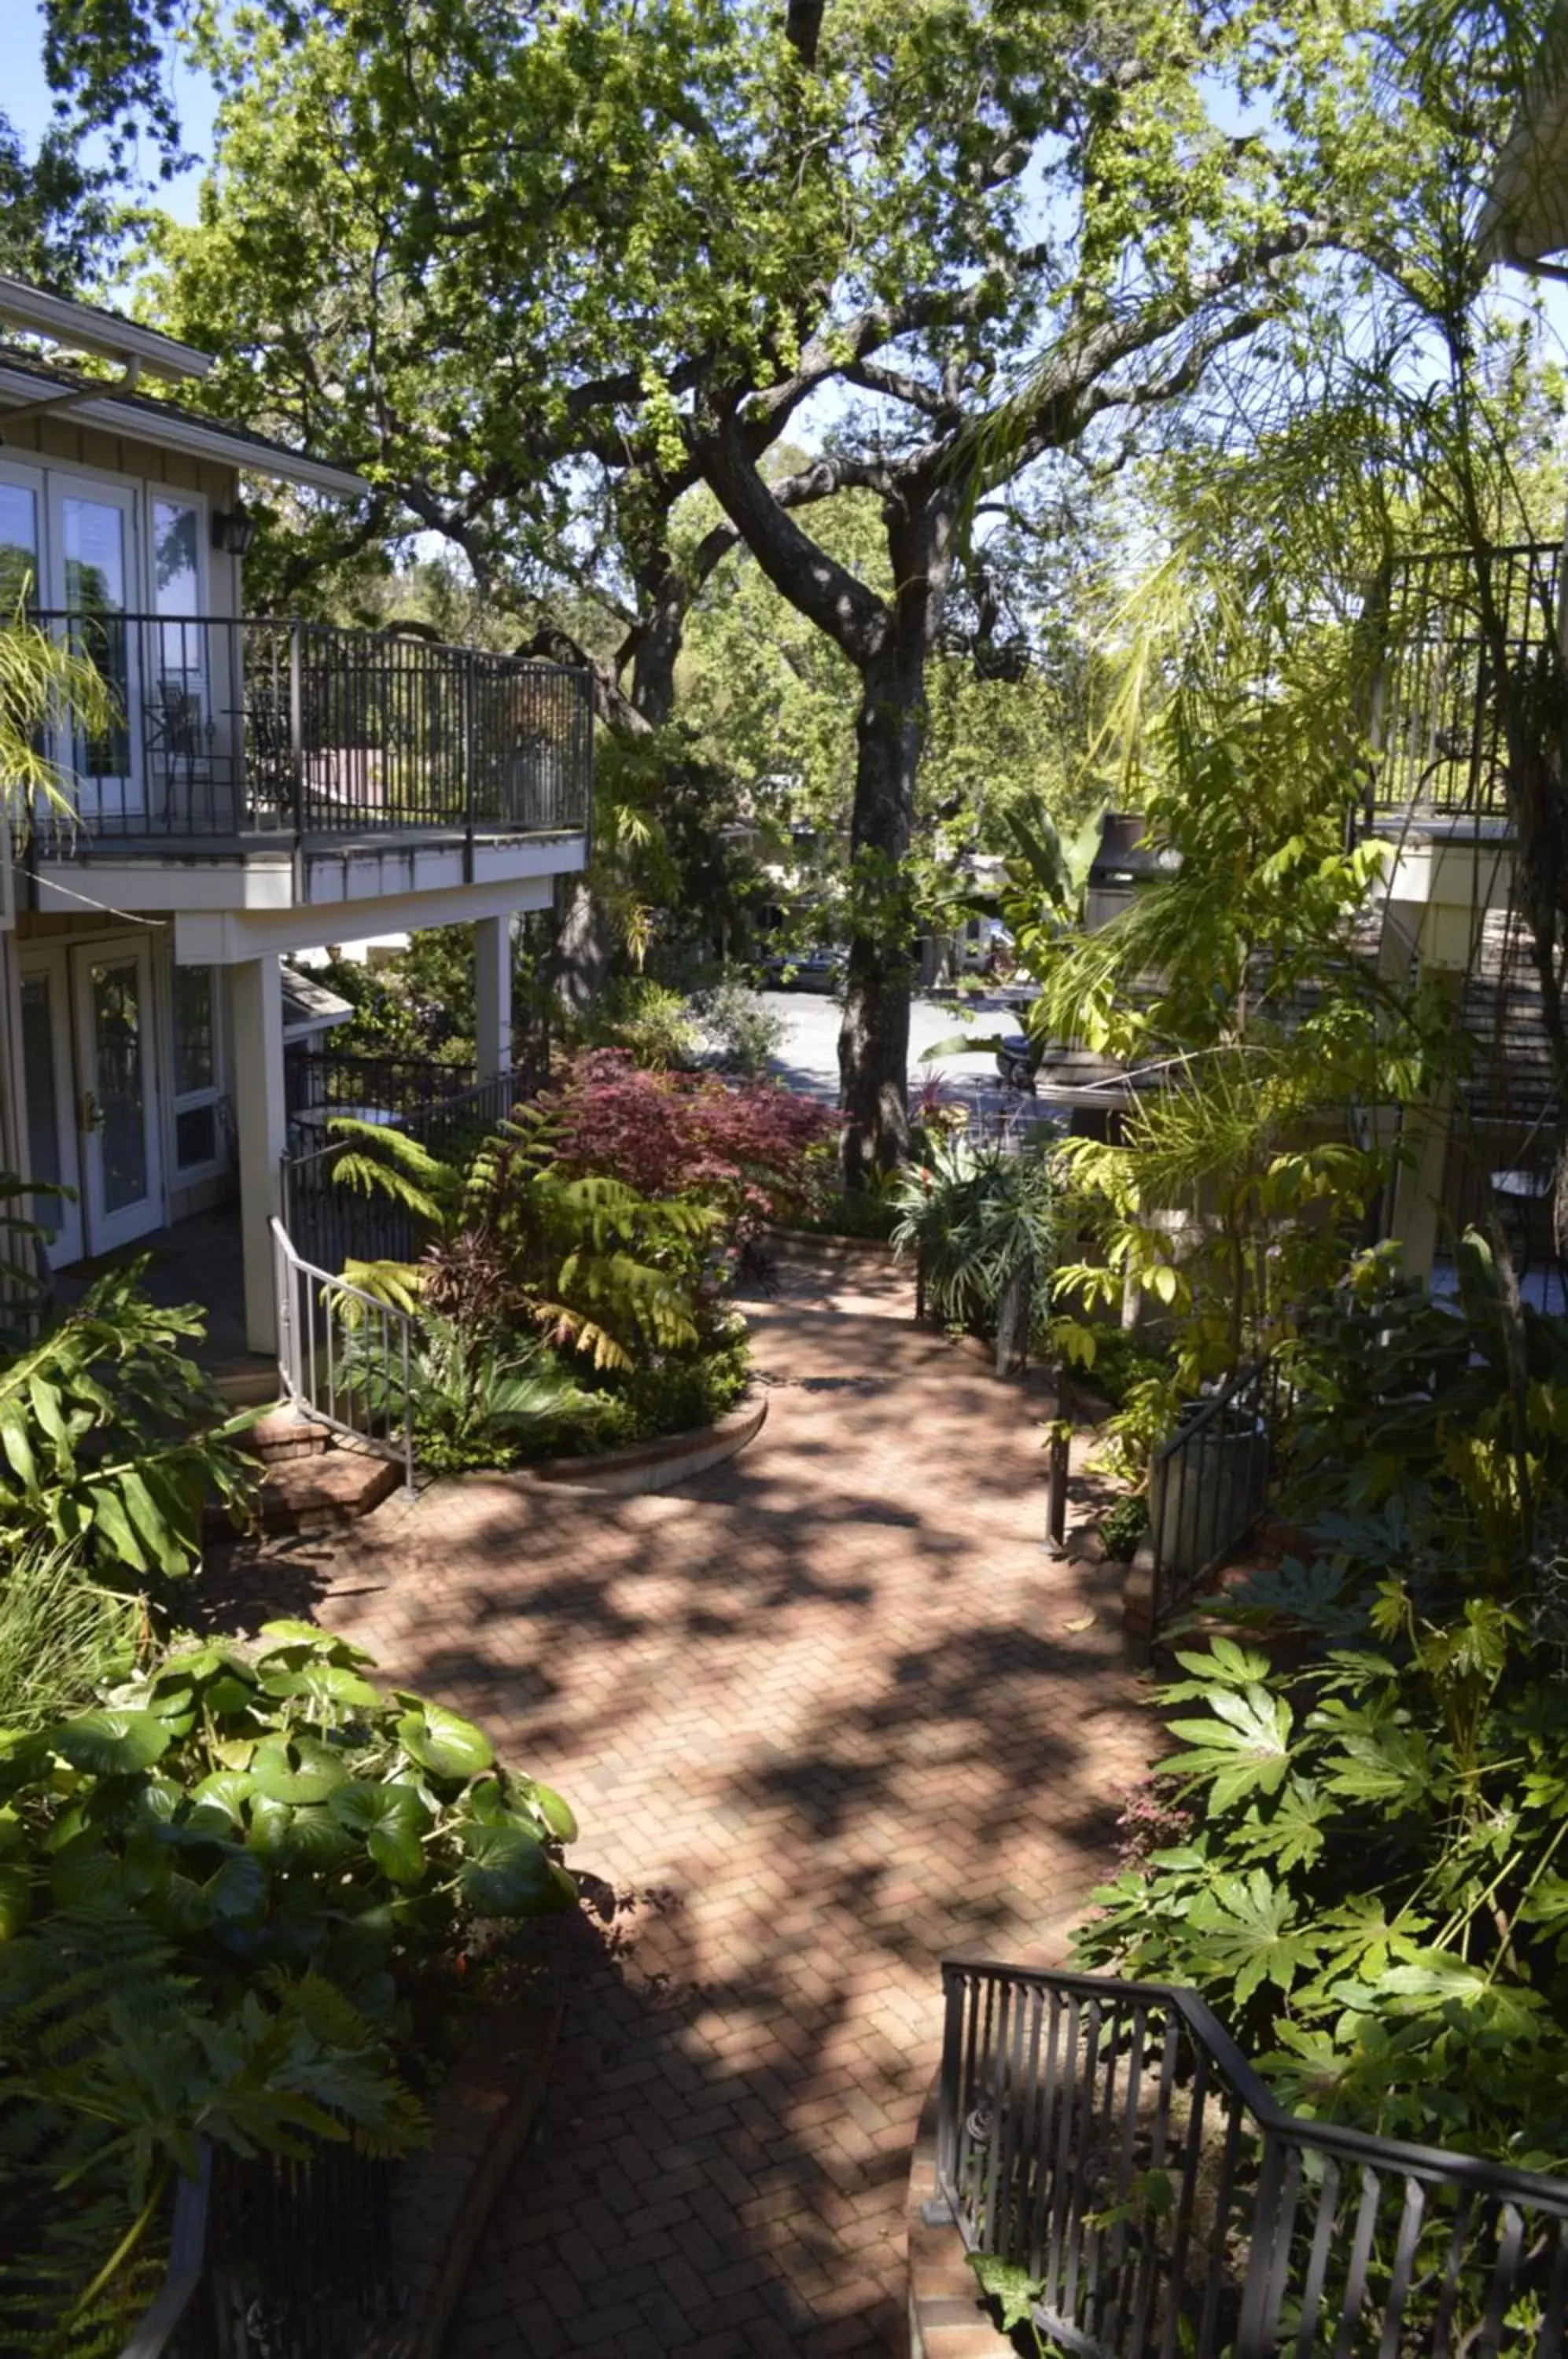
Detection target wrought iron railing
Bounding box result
[1146,1357,1286,1635]
[280,1062,541,1276]
[126,2135,396,2358]
[285,1045,477,1122]
[25,611,592,852]
[1365,542,1561,826]
[933,1959,1568,2359]
[271,1217,414,1488]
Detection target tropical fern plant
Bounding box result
[331,1113,712,1369]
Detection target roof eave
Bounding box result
[0,368,367,499]
[0,274,213,382]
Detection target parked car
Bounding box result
[995,1031,1042,1091]
[760,944,847,991]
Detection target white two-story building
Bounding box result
[0,274,591,1363]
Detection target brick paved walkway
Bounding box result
[231,1246,1154,2356]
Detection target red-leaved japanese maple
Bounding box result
[543,1051,839,1236]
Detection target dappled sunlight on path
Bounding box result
[214,1244,1153,2356]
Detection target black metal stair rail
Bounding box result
[933,1958,1568,2359]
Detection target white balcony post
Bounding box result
[231,955,288,1356]
[474,913,513,1080]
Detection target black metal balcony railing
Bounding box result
[1146,1356,1289,1636]
[284,1046,477,1122]
[935,1959,1568,2359]
[24,612,593,854]
[1367,541,1562,826]
[280,1055,544,1277]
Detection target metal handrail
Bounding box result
[1147,1357,1285,1634]
[117,2155,209,2359]
[24,608,594,853]
[933,1957,1568,2359]
[271,1216,414,1489]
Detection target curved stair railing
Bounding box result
[931,1959,1568,2359]
[271,1216,414,1490]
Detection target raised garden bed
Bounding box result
[469,1390,767,1499]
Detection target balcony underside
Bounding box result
[31,823,588,920]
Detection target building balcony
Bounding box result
[1364,538,1559,829]
[24,612,594,866]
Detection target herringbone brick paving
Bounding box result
[226,1249,1154,2355]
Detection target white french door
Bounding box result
[16,948,83,1269]
[70,939,164,1255]
[47,478,144,828]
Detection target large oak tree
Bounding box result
[152,0,1426,1172]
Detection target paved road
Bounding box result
[760,988,1038,1133]
[241,1245,1150,2355]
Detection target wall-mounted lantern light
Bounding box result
[211,501,258,557]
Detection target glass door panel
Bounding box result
[17,956,83,1268]
[150,497,219,828]
[71,940,163,1253]
[51,484,142,828]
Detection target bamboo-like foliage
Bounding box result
[0,594,116,834]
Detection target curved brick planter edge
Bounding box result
[906,2072,1008,2358]
[475,1391,768,1501]
[760,1220,903,1265]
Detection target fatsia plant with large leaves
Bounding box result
[0,1262,259,1579]
[1076,1617,1568,2164]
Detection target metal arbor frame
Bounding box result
[933,1958,1568,2359]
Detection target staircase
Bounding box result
[212,1400,403,1538]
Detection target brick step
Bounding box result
[207,1434,403,1541]
[241,1406,332,1467]
[256,1447,403,1535]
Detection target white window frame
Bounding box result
[145,486,212,620]
[168,958,227,1181]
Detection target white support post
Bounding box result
[474,913,513,1080]
[1387,968,1463,1285]
[231,955,288,1356]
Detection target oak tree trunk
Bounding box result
[837,491,957,1184]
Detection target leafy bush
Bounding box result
[0,1264,259,1578]
[544,1051,838,1242]
[890,1139,1058,1372]
[1073,1240,1568,2167]
[1098,1493,1147,1563]
[585,976,699,1069]
[598,1323,751,1448]
[0,1623,577,2342]
[790,1157,900,1240]
[689,977,786,1075]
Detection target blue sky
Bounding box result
[7,0,215,226]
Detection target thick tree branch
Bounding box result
[701,412,889,666]
[970,219,1342,494]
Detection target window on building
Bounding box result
[171,963,222,1172]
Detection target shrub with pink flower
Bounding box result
[542,1051,840,1241]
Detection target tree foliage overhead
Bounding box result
[145,0,1461,1172]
